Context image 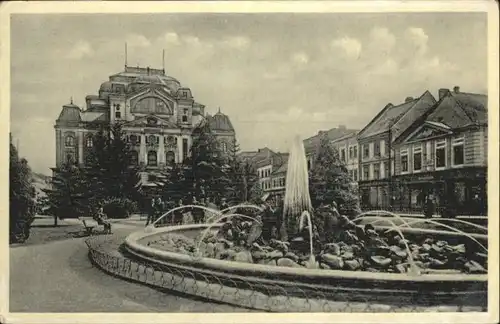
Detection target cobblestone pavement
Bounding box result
[9,223,251,313]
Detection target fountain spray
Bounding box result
[282,134,313,238]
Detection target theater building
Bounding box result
[54,64,235,185]
[391,87,487,216]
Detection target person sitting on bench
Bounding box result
[94,205,112,234]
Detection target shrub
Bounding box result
[102,197,137,219]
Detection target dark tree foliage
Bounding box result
[10,142,36,243]
[43,163,89,226]
[183,120,230,201]
[84,123,141,214]
[308,135,360,217]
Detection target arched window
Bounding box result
[130,151,139,166]
[65,135,75,147]
[166,151,175,166]
[147,151,157,166]
[85,136,93,148]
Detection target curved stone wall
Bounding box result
[122,224,488,308]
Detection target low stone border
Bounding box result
[86,232,486,312]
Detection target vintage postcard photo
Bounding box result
[1,1,498,323]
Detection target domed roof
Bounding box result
[207,109,234,132]
[99,81,113,92]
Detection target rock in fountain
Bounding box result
[282,135,313,239]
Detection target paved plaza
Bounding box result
[9,217,250,313]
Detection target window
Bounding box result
[166,136,176,145]
[166,151,175,166]
[353,169,358,181]
[363,144,369,159]
[129,134,139,144]
[413,145,422,171]
[401,149,409,173]
[340,148,346,162]
[363,165,369,180]
[85,136,93,148]
[115,111,121,119]
[221,142,228,153]
[147,135,158,144]
[349,147,353,159]
[130,151,139,166]
[380,140,386,156]
[383,161,389,178]
[353,146,358,158]
[374,142,380,157]
[182,108,189,123]
[182,138,188,160]
[66,153,74,164]
[147,151,157,166]
[373,163,380,179]
[452,137,465,166]
[435,140,446,169]
[65,135,75,147]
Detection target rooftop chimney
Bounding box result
[438,88,450,100]
[453,86,460,93]
[405,97,414,103]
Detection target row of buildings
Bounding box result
[54,64,236,187]
[239,87,488,216]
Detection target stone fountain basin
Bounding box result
[123,224,488,307]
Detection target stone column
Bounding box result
[158,135,165,165]
[139,133,146,164]
[78,131,84,165]
[177,135,183,163]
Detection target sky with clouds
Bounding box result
[10,13,487,175]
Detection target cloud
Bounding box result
[66,40,94,60]
[162,32,180,45]
[331,36,362,60]
[406,27,429,56]
[370,27,396,51]
[291,51,309,65]
[126,33,151,48]
[223,36,251,50]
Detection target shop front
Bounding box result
[392,167,487,216]
[359,180,391,211]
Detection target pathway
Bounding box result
[9,222,250,313]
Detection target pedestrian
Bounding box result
[205,196,219,222]
[424,194,435,219]
[146,197,155,226]
[174,198,184,225]
[155,197,164,225]
[192,196,205,224]
[94,205,112,234]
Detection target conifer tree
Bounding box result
[43,163,89,226]
[10,141,36,242]
[308,135,360,216]
[84,123,141,213]
[184,120,229,201]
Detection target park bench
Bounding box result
[78,217,111,236]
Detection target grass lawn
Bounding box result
[11,216,93,247]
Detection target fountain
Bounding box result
[118,135,488,310]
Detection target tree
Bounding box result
[183,120,229,201]
[308,135,360,217]
[10,142,36,243]
[84,123,141,214]
[43,164,89,226]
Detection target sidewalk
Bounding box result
[362,211,487,219]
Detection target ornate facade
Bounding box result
[54,65,235,184]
